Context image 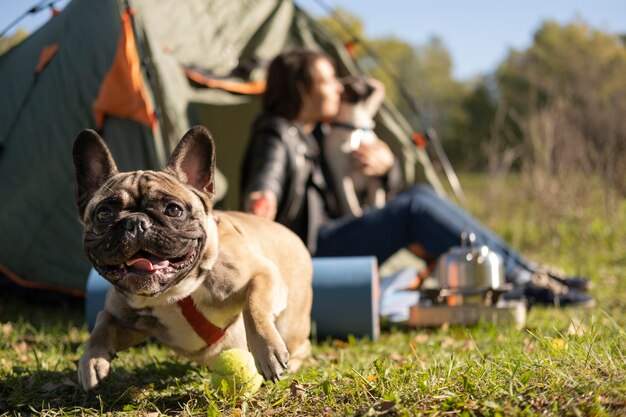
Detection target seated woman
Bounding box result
[240,48,592,307]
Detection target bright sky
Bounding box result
[0,0,70,36]
[2,0,626,80]
[297,0,626,80]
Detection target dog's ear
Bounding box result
[167,126,216,199]
[73,129,118,218]
[341,76,374,103]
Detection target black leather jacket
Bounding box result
[241,113,402,253]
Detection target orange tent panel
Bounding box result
[93,10,156,130]
[35,43,60,74]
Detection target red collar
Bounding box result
[177,296,226,346]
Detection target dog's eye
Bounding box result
[96,207,114,222]
[165,203,184,217]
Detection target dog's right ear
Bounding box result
[166,126,216,199]
[73,129,118,218]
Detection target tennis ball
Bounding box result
[210,348,263,396]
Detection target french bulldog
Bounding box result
[73,126,312,391]
[323,76,386,217]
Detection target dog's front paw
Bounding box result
[249,338,289,381]
[77,351,112,391]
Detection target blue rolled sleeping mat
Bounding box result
[85,256,381,341]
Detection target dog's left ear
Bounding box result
[167,126,216,198]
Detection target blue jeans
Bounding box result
[315,184,532,283]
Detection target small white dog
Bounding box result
[323,76,386,217]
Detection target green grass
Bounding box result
[1,174,625,416]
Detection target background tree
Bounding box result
[0,29,29,56]
[318,10,626,203]
[450,78,498,171]
[402,36,466,143]
[497,20,626,206]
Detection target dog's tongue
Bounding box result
[126,254,169,271]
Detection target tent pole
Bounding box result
[123,0,168,166]
[0,0,64,37]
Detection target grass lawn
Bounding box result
[1,174,625,416]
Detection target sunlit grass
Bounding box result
[1,174,625,416]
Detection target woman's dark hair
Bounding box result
[263,48,333,120]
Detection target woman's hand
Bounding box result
[353,137,395,177]
[244,190,278,220]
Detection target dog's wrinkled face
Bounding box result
[81,171,208,295]
[73,127,217,296]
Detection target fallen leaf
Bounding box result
[388,353,406,365]
[290,380,305,399]
[41,381,65,393]
[414,333,430,344]
[306,356,319,366]
[24,377,35,390]
[262,407,281,416]
[13,340,28,354]
[441,337,455,348]
[332,340,349,349]
[360,401,397,416]
[62,378,77,388]
[567,318,587,337]
[598,395,626,408]
[1,323,12,336]
[377,400,396,413]
[68,327,82,343]
[523,337,535,353]
[462,340,477,351]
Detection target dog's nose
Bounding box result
[124,216,150,235]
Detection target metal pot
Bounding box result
[436,232,505,291]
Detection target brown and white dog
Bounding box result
[73,126,312,391]
[323,76,386,217]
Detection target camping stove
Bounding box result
[408,285,526,328]
[405,234,526,328]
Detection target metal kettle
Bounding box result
[436,232,505,291]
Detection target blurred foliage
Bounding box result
[497,20,626,114]
[449,79,498,170]
[317,11,626,210]
[0,29,29,56]
[497,20,626,202]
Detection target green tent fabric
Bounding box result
[0,0,444,295]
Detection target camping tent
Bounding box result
[0,0,444,296]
